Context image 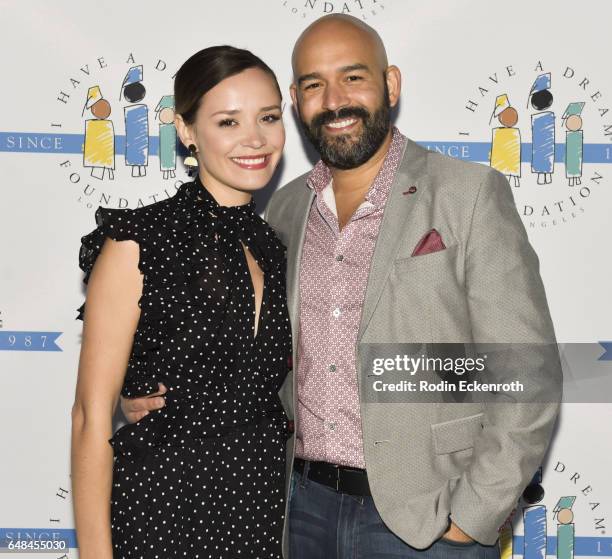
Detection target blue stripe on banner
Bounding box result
[512,535,612,556]
[419,141,611,163]
[0,132,165,155]
[0,331,62,351]
[0,132,157,156]
[0,528,76,549]
[0,133,610,163]
[598,342,612,360]
[0,530,611,555]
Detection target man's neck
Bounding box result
[329,129,393,195]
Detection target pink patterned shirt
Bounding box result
[295,128,407,469]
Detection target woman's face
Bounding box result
[178,67,285,198]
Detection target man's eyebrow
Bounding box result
[297,72,323,86]
[297,64,372,85]
[339,63,371,74]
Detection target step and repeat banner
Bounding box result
[1,1,610,557]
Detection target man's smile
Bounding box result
[323,117,359,133]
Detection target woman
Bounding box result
[71,46,292,559]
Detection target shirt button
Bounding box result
[329,364,337,372]
[335,254,344,262]
[332,308,341,318]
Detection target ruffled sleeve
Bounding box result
[76,206,146,320]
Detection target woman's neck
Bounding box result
[198,170,252,207]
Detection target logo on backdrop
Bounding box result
[457,61,610,230]
[1,483,74,551]
[0,310,62,352]
[499,461,609,557]
[4,55,610,221]
[280,0,387,20]
[48,53,184,210]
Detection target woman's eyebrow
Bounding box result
[210,108,241,116]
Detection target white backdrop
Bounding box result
[1,1,611,557]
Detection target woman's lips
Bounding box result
[230,154,271,170]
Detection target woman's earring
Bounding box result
[184,144,198,177]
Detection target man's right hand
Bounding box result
[120,382,168,423]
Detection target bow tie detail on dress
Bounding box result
[180,177,285,273]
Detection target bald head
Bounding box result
[289,14,401,170]
[292,14,388,76]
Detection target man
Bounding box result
[122,14,561,558]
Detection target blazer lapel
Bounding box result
[286,185,315,344]
[358,139,430,340]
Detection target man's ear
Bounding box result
[174,113,195,149]
[385,65,402,108]
[289,83,299,113]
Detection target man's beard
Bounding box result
[299,88,391,170]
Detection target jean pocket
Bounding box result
[289,471,299,502]
[438,536,478,548]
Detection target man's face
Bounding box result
[291,31,392,170]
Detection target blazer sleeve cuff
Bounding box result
[449,479,510,546]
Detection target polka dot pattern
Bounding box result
[77,177,292,557]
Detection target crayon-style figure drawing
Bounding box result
[554,497,576,559]
[120,65,149,177]
[562,102,585,187]
[490,94,521,187]
[155,95,176,179]
[82,86,115,181]
[499,521,513,559]
[528,73,555,185]
[523,505,547,559]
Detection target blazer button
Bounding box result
[287,420,295,433]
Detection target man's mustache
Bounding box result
[310,107,371,130]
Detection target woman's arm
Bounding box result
[71,238,143,559]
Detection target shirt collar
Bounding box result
[306,126,406,208]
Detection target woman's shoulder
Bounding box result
[77,184,192,280]
[97,188,183,235]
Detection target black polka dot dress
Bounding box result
[77,177,292,558]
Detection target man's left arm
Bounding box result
[449,168,562,544]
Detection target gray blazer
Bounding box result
[264,138,561,556]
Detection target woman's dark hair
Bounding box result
[175,45,282,125]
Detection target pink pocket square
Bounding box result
[411,228,446,256]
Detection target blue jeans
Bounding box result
[288,466,501,559]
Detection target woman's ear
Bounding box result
[174,113,195,149]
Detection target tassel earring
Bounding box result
[184,143,199,177]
